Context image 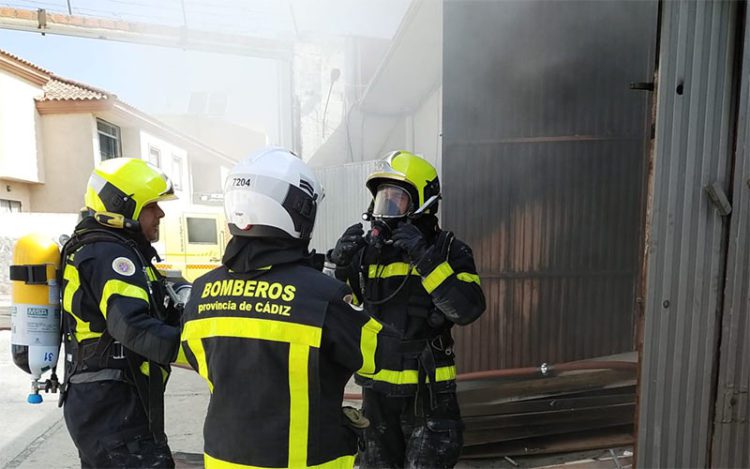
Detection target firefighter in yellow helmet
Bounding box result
[328,150,486,468]
[60,158,181,468]
[180,147,399,468]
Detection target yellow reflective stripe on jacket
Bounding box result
[357,318,382,375]
[99,279,149,318]
[187,316,332,469]
[361,365,457,385]
[204,452,355,469]
[63,264,102,342]
[227,265,272,274]
[345,280,360,306]
[182,317,322,348]
[367,262,419,279]
[62,264,79,313]
[421,262,454,294]
[457,272,481,285]
[187,339,213,392]
[173,343,189,367]
[146,266,158,281]
[288,343,309,468]
[139,361,169,382]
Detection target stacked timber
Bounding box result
[458,353,636,459]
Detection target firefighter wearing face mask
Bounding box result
[328,150,486,468]
[180,147,399,469]
[60,158,182,468]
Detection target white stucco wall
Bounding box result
[0,70,42,183]
[191,160,226,198]
[31,114,97,213]
[0,179,31,211]
[120,126,141,160]
[137,130,190,212]
[369,86,442,172]
[308,86,443,171]
[379,117,408,157]
[411,86,442,174]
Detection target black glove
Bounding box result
[329,223,366,266]
[416,230,455,274]
[392,222,428,262]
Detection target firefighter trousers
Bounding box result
[63,379,174,468]
[359,387,464,469]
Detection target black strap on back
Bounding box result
[148,361,167,444]
[9,264,49,284]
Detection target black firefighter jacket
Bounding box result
[336,222,486,396]
[180,237,398,469]
[61,219,180,402]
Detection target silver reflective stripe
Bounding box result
[88,172,106,194]
[231,173,293,204]
[69,369,125,384]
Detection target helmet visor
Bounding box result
[372,184,412,218]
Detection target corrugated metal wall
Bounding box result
[442,0,657,371]
[310,160,379,255]
[637,1,739,467]
[711,3,750,467]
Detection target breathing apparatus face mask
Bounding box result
[367,184,413,247]
[369,219,396,247]
[372,184,412,219]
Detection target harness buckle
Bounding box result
[111,342,126,360]
[429,334,454,356]
[430,335,445,351]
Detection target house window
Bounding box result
[97,119,122,161]
[0,199,21,213]
[186,217,217,244]
[148,146,161,167]
[171,155,184,191]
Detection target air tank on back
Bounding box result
[10,233,61,404]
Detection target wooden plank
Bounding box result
[458,370,635,406]
[460,389,635,418]
[534,455,633,469]
[460,426,634,458]
[463,416,634,446]
[463,402,635,431]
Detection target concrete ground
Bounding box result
[0,328,209,469]
[0,328,631,469]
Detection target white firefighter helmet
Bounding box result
[224,147,324,240]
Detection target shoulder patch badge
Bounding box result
[112,257,136,277]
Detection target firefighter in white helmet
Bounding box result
[180,147,399,468]
[328,150,486,468]
[60,158,181,468]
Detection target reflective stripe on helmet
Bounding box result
[85,158,177,222]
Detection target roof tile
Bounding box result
[38,77,110,102]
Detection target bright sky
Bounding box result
[0,0,410,143]
[0,28,281,138]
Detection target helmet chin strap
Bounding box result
[408,194,441,219]
[91,211,141,232]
